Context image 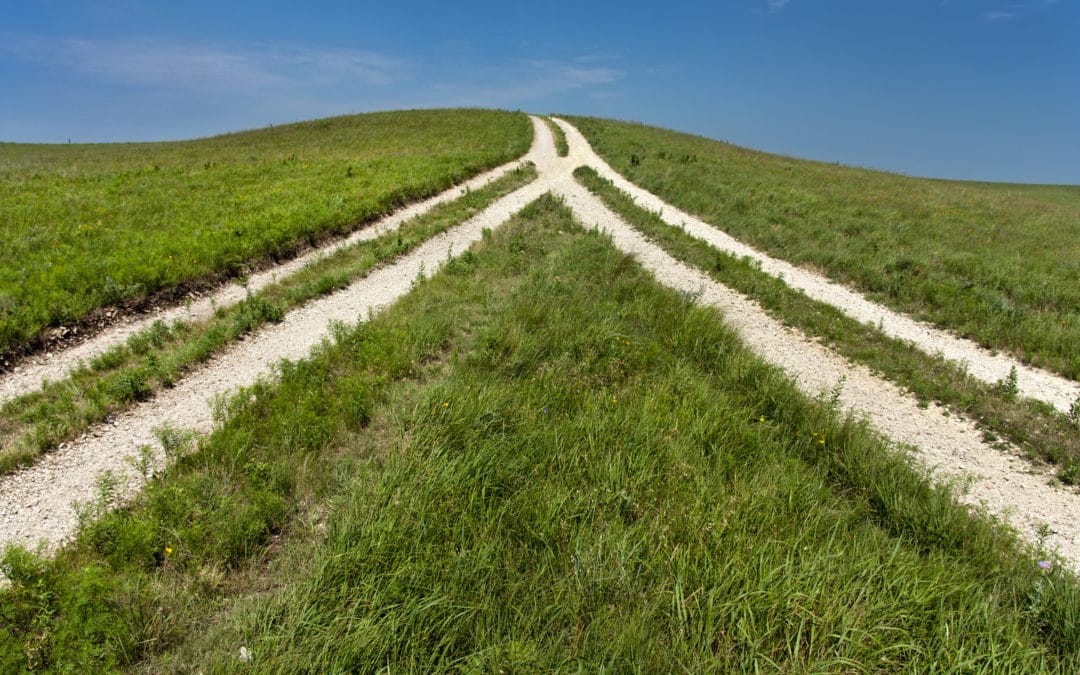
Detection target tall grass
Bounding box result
[950,180,1080,212]
[0,109,531,357]
[567,116,1080,380]
[4,196,1074,671]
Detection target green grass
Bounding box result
[951,180,1080,212]
[567,116,1080,380]
[575,165,1080,484]
[3,196,1077,672]
[0,109,532,358]
[0,163,537,476]
[543,116,570,157]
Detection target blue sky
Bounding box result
[1,0,1077,183]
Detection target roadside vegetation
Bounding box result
[567,116,1080,380]
[576,166,1080,484]
[0,164,537,476]
[0,109,531,359]
[2,197,1077,671]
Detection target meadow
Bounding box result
[2,197,1077,671]
[575,166,1080,484]
[0,109,531,358]
[2,111,1079,671]
[0,164,536,476]
[567,116,1080,380]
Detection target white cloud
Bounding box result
[768,0,791,12]
[984,9,1018,20]
[2,37,409,92]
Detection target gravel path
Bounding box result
[3,114,1078,576]
[0,156,530,406]
[555,118,1080,415]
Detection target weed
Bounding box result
[72,469,123,530]
[106,367,152,402]
[997,366,1020,401]
[825,375,847,412]
[124,444,156,481]
[153,425,194,465]
[1060,463,1080,486]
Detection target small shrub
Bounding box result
[105,368,152,403]
[1059,462,1080,486]
[997,366,1019,401]
[153,424,196,463]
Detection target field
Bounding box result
[1,112,1079,671]
[954,180,1080,211]
[568,116,1080,380]
[575,166,1080,484]
[3,197,1079,671]
[0,109,531,358]
[0,164,537,475]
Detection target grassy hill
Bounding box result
[1,113,1078,670]
[0,109,531,359]
[568,116,1080,380]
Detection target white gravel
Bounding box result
[0,156,530,406]
[553,118,1080,414]
[3,114,1078,578]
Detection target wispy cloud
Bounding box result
[768,0,791,12]
[0,35,626,141]
[426,58,623,107]
[1,36,410,92]
[982,0,1061,21]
